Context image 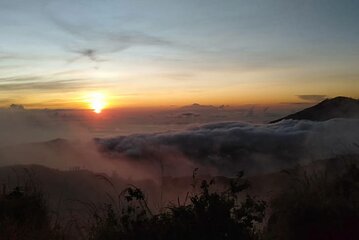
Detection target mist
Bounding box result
[1,104,359,180]
[97,118,359,176]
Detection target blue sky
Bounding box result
[0,0,358,108]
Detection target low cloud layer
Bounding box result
[0,108,89,147]
[297,95,327,102]
[98,119,359,176]
[1,106,358,178]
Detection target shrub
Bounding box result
[89,171,266,240]
[0,175,65,240]
[265,164,359,240]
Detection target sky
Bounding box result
[0,0,358,109]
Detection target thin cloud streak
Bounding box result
[0,77,110,92]
[50,16,178,62]
[297,95,327,102]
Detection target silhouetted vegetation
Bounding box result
[0,184,63,239]
[88,171,266,240]
[1,162,359,240]
[265,164,359,240]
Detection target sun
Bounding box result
[89,93,107,114]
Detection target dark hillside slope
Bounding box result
[271,96,359,123]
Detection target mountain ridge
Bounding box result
[271,96,359,123]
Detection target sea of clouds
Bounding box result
[0,106,358,178]
[97,118,359,176]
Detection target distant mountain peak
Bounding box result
[271,96,359,123]
[180,103,217,110]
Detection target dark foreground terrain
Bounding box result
[0,155,358,240]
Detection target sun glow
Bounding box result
[89,93,107,114]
